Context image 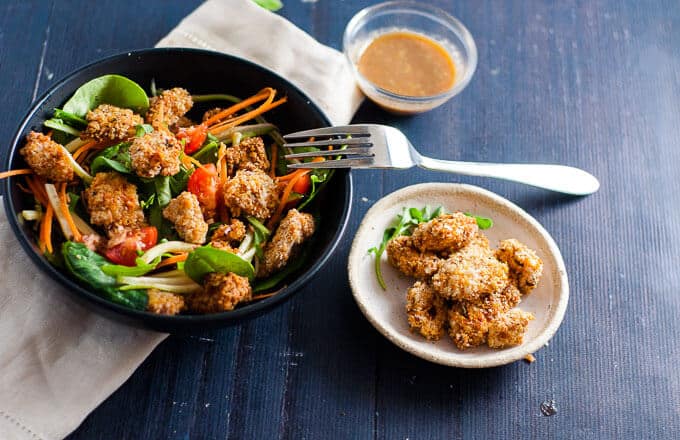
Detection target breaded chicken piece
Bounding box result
[83,172,145,232]
[188,272,252,313]
[386,236,441,279]
[431,242,509,301]
[163,191,208,244]
[487,309,534,348]
[210,219,246,252]
[483,284,522,315]
[410,212,478,253]
[225,137,270,176]
[145,88,193,129]
[129,130,182,178]
[447,302,491,349]
[81,104,143,142]
[495,239,543,295]
[20,131,74,182]
[257,209,314,277]
[223,169,279,220]
[406,281,447,340]
[146,289,185,315]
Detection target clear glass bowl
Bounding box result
[343,1,477,114]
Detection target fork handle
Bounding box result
[417,156,600,195]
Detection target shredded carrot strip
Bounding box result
[40,203,54,254]
[269,143,277,178]
[204,88,274,127]
[217,143,228,187]
[0,169,32,179]
[71,140,98,161]
[209,97,287,135]
[185,154,202,168]
[59,183,82,242]
[155,253,188,269]
[46,130,53,138]
[267,169,310,229]
[26,176,48,207]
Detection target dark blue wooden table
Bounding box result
[1,1,678,438]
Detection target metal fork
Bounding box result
[283,124,599,195]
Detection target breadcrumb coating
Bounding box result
[145,88,193,129]
[129,130,182,178]
[225,137,270,176]
[146,289,185,315]
[487,309,534,348]
[210,219,246,251]
[410,212,478,253]
[406,282,447,340]
[223,169,279,220]
[386,236,441,279]
[257,209,315,277]
[188,272,252,313]
[431,242,509,301]
[163,192,209,244]
[81,104,143,142]
[83,172,145,232]
[447,302,491,349]
[495,239,543,295]
[20,131,74,182]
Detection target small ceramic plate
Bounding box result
[348,183,569,368]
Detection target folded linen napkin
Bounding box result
[0,1,361,438]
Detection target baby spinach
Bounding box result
[252,0,283,11]
[135,124,154,137]
[62,242,147,310]
[184,246,255,283]
[368,206,445,290]
[246,216,270,258]
[53,109,87,129]
[89,142,132,174]
[464,212,494,230]
[62,74,149,118]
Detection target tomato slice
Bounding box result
[104,226,158,266]
[188,164,218,214]
[179,124,209,154]
[292,173,312,195]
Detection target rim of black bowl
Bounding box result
[3,47,353,330]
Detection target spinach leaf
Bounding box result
[53,109,87,129]
[169,166,192,195]
[464,212,494,230]
[184,246,255,283]
[368,206,446,290]
[246,216,271,258]
[192,141,219,164]
[44,118,81,136]
[297,169,333,211]
[254,246,308,293]
[62,74,150,118]
[252,0,283,11]
[154,176,172,206]
[90,142,132,174]
[135,124,154,137]
[62,241,147,310]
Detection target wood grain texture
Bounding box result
[0,0,677,439]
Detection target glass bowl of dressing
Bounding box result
[343,1,477,114]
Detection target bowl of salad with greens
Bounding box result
[2,48,351,331]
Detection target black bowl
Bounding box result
[2,48,352,332]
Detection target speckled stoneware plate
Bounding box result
[348,183,569,368]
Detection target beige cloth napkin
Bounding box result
[0,1,361,438]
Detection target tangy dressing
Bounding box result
[357,31,457,97]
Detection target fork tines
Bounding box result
[282,125,371,139]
